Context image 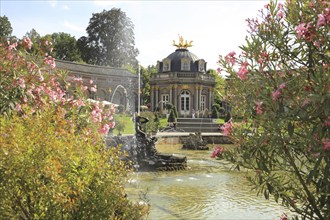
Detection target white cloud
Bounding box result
[64,21,85,33]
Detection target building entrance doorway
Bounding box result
[180,90,190,116]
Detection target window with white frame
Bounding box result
[162,94,169,109]
[163,59,171,72]
[199,61,205,72]
[200,95,206,111]
[181,58,190,71]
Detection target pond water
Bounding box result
[126,143,291,220]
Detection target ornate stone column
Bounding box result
[150,86,154,111]
[195,85,199,111]
[209,87,212,110]
[155,86,159,108]
[170,85,173,105]
[173,84,178,111]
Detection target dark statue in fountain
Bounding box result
[181,132,209,150]
[108,115,187,171]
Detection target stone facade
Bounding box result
[56,60,138,113]
[150,48,216,117]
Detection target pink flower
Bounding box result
[277,10,285,19]
[18,78,26,89]
[211,146,224,158]
[272,89,282,101]
[316,14,326,28]
[91,85,97,93]
[222,120,233,136]
[237,62,249,80]
[225,51,236,66]
[280,213,288,220]
[44,56,56,69]
[278,3,284,10]
[322,138,330,150]
[256,101,263,115]
[279,83,286,89]
[295,23,307,39]
[15,104,22,112]
[23,37,33,50]
[89,79,93,84]
[98,124,110,135]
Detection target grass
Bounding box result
[112,115,134,135]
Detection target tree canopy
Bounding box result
[81,8,139,68]
[0,15,13,38]
[50,32,82,62]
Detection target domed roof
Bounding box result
[161,48,202,72]
[166,48,199,62]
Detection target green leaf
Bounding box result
[288,122,294,137]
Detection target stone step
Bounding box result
[177,118,214,123]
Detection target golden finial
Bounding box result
[173,35,193,49]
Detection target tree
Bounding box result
[50,32,82,62]
[0,15,13,38]
[218,0,329,219]
[83,8,139,68]
[140,65,157,105]
[208,69,226,105]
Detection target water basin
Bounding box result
[126,144,291,220]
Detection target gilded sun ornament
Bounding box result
[173,35,193,49]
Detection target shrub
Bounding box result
[218,1,330,219]
[0,37,148,219]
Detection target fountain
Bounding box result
[110,84,130,111]
[108,115,187,171]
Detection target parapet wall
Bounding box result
[156,135,232,145]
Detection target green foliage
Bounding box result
[140,111,159,134]
[50,32,82,62]
[114,115,126,135]
[211,104,220,118]
[83,8,139,68]
[168,109,177,123]
[208,69,227,105]
[0,37,148,218]
[0,109,148,219]
[218,1,329,219]
[0,15,13,37]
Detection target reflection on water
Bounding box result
[126,144,290,220]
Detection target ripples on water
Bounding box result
[126,144,292,220]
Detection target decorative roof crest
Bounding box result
[172,35,193,49]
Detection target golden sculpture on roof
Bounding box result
[173,35,193,49]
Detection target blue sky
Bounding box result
[1,0,273,70]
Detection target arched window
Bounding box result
[181,58,190,71]
[180,90,190,114]
[163,59,171,72]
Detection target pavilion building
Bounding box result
[150,38,216,117]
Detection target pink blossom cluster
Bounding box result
[237,61,249,80]
[277,3,285,19]
[221,120,233,136]
[256,101,263,115]
[246,18,260,33]
[44,56,56,69]
[323,138,330,151]
[316,8,330,28]
[23,37,33,50]
[224,51,236,66]
[211,146,224,158]
[272,83,286,101]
